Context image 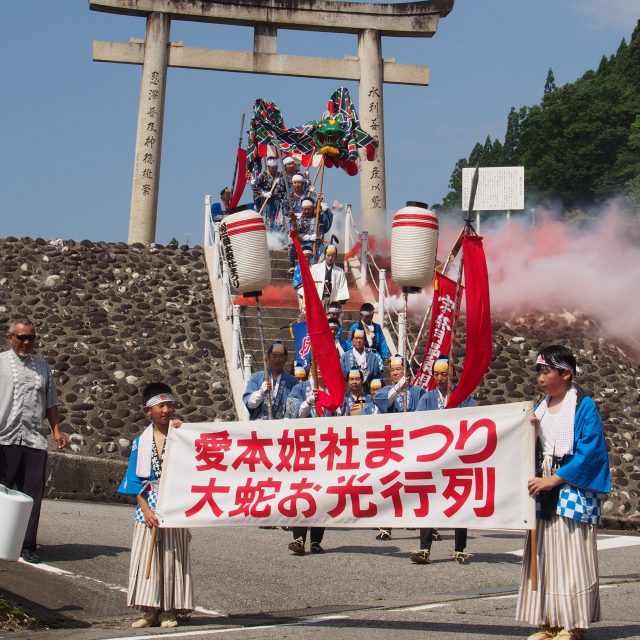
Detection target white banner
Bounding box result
[156,402,535,530]
[462,166,525,211]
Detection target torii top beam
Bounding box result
[90,0,454,37]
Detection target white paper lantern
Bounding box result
[220,207,272,295]
[391,201,438,291]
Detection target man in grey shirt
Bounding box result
[0,318,66,563]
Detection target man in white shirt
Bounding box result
[309,245,349,308]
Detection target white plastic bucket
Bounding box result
[0,484,33,561]
[391,201,439,290]
[219,207,272,295]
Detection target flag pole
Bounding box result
[447,165,479,399]
[254,295,273,419]
[230,112,246,192]
[313,157,326,258]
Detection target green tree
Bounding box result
[544,67,557,94]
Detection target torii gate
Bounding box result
[90,0,455,245]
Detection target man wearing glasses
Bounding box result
[0,319,66,563]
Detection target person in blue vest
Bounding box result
[337,369,375,417]
[516,345,610,640]
[373,355,424,541]
[210,187,231,222]
[242,343,299,420]
[284,367,331,555]
[340,329,383,386]
[374,355,424,414]
[411,357,475,565]
[347,302,391,360]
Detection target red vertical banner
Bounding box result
[446,235,492,409]
[229,147,248,209]
[413,273,458,390]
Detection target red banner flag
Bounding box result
[229,147,248,209]
[289,232,346,412]
[446,235,492,408]
[413,272,458,390]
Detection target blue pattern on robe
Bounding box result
[374,384,424,413]
[243,371,300,420]
[417,389,476,411]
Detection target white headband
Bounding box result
[535,353,574,375]
[145,393,175,408]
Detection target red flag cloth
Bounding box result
[289,231,346,412]
[412,272,458,390]
[229,147,248,209]
[446,235,492,408]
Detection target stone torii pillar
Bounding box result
[90,0,455,244]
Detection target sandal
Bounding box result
[131,610,159,628]
[526,627,558,640]
[409,549,431,564]
[452,551,472,564]
[375,529,392,541]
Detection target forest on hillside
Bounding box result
[436,21,640,227]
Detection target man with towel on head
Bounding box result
[310,245,349,309]
[348,302,391,361]
[243,342,299,420]
[252,157,284,231]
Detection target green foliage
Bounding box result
[438,20,640,216]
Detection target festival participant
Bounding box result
[0,318,66,564]
[285,174,309,273]
[410,357,475,565]
[326,302,345,339]
[282,157,312,194]
[373,355,424,541]
[292,362,309,383]
[328,318,349,357]
[243,343,299,420]
[368,378,383,414]
[340,328,383,386]
[292,244,314,310]
[297,198,333,262]
[285,368,331,555]
[210,187,232,222]
[516,345,610,640]
[373,355,424,413]
[337,369,374,417]
[118,383,191,629]
[310,245,349,308]
[252,158,283,230]
[347,302,391,360]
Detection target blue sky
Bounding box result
[1,1,637,245]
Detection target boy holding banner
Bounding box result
[516,346,610,640]
[118,383,192,629]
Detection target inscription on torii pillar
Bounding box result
[90,0,455,245]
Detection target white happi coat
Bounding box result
[309,262,349,303]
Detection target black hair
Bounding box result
[536,345,576,378]
[220,187,231,198]
[142,382,174,405]
[267,342,288,358]
[327,318,340,327]
[346,369,364,381]
[360,303,375,314]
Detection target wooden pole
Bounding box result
[255,297,273,419]
[313,157,326,259]
[144,527,158,580]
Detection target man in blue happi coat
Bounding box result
[243,343,299,420]
[374,355,424,413]
[337,369,375,417]
[340,329,383,386]
[347,302,391,360]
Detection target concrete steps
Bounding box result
[238,250,364,372]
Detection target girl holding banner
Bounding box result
[516,346,610,640]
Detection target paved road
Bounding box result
[1,500,639,639]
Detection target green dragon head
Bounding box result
[313,114,348,156]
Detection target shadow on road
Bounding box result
[37,543,128,562]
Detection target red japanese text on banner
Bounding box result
[156,402,534,530]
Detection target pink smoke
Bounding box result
[484,204,640,348]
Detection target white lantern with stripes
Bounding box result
[219,206,272,296]
[391,201,439,291]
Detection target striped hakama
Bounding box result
[128,521,194,613]
[516,514,600,630]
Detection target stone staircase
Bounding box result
[235,249,364,372]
